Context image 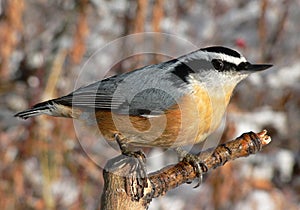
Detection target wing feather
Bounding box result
[53,59,188,116]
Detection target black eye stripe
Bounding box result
[237,62,251,70]
[211,59,248,72]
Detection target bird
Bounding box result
[15,46,271,147]
[15,46,272,192]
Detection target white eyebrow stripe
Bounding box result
[204,52,247,66]
[217,52,247,65]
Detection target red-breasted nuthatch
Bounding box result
[15,46,272,181]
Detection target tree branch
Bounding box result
[100,130,271,210]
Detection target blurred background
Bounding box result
[0,0,299,209]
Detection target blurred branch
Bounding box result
[37,49,67,209]
[152,0,164,32]
[0,0,24,81]
[265,0,290,61]
[117,0,149,74]
[258,0,268,59]
[42,49,67,100]
[151,0,164,63]
[101,130,271,210]
[259,0,290,62]
[133,0,148,33]
[70,0,89,64]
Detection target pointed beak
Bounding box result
[243,63,273,73]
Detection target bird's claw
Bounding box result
[182,153,207,188]
[175,147,208,188]
[114,133,149,201]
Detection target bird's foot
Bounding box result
[114,133,149,201]
[175,147,208,188]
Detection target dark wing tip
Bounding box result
[14,100,54,120]
[14,109,35,119]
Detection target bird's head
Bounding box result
[175,46,272,87]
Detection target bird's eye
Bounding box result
[212,59,224,71]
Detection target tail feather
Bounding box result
[14,101,54,119]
